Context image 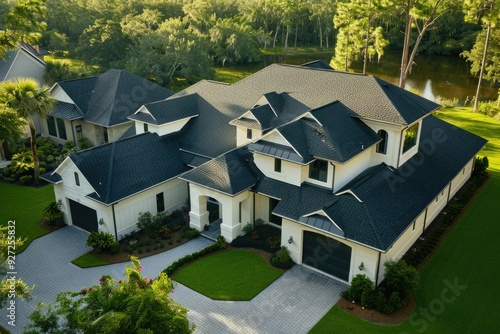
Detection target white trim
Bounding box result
[335,189,363,203]
[302,209,344,234]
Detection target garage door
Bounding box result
[302,231,352,281]
[68,199,98,232]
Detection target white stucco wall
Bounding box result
[254,153,303,186]
[449,158,474,199]
[236,126,262,147]
[113,178,188,238]
[333,149,374,192]
[135,117,193,136]
[363,119,404,168]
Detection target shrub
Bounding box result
[251,230,260,240]
[361,289,375,308]
[271,246,294,269]
[473,156,489,177]
[344,274,374,303]
[110,242,120,254]
[160,226,172,239]
[242,222,253,234]
[384,260,418,297]
[266,236,281,251]
[387,291,402,313]
[86,231,115,251]
[137,211,165,238]
[374,290,387,312]
[43,201,62,223]
[185,229,200,240]
[254,218,264,228]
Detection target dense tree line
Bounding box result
[36,0,488,84]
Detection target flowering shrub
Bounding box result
[26,257,195,333]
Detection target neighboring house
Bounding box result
[42,63,486,285]
[42,69,173,147]
[0,42,48,160]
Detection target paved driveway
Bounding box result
[1,227,346,333]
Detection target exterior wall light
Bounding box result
[358,262,364,271]
[288,236,293,244]
[99,218,105,225]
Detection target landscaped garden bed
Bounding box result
[73,209,201,267]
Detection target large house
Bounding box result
[42,63,486,285]
[43,69,173,147]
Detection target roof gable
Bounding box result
[70,132,189,204]
[129,93,199,125]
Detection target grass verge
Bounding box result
[310,109,500,333]
[173,249,283,301]
[0,183,54,253]
[72,252,110,268]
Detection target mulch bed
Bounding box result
[336,293,416,325]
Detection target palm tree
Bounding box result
[0,79,54,182]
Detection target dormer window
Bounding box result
[376,130,388,154]
[144,123,149,132]
[309,159,328,182]
[247,128,252,139]
[402,123,419,153]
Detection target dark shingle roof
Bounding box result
[70,132,189,205]
[55,70,173,127]
[84,70,174,127]
[250,102,380,164]
[254,115,486,251]
[180,147,262,196]
[129,93,199,125]
[40,171,62,184]
[301,60,334,70]
[49,102,83,120]
[179,63,437,159]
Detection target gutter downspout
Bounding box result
[112,204,118,241]
[70,120,77,146]
[375,251,381,286]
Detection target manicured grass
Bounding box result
[311,109,500,333]
[0,183,55,253]
[72,252,110,268]
[173,250,283,301]
[214,67,254,84]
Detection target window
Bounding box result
[76,125,83,140]
[103,127,109,143]
[402,123,419,153]
[247,128,252,139]
[309,159,328,182]
[74,172,80,186]
[412,221,416,231]
[56,119,67,140]
[47,116,57,137]
[376,130,388,154]
[144,123,149,132]
[156,192,165,212]
[274,158,281,172]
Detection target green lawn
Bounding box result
[72,252,110,268]
[0,183,55,253]
[311,109,500,333]
[173,250,283,301]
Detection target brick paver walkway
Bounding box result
[1,226,346,333]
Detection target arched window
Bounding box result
[376,130,388,154]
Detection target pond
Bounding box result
[224,50,498,106]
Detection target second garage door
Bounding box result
[302,231,352,281]
[68,199,98,232]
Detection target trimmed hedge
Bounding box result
[163,236,227,277]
